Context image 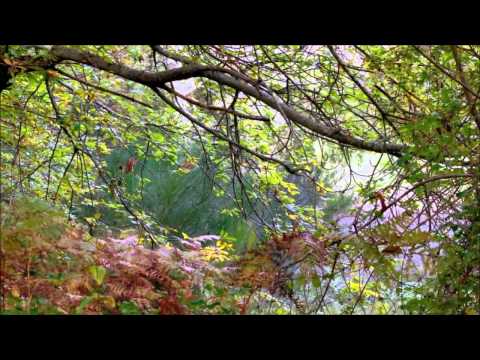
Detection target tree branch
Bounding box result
[21,46,407,157]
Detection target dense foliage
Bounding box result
[0,45,479,314]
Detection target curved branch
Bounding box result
[23,46,407,157]
[152,86,302,174]
[164,85,270,122]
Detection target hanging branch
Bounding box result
[153,85,303,174]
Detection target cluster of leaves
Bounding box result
[401,198,480,314]
[1,45,479,314]
[0,197,353,315]
[1,194,478,315]
[231,230,329,314]
[0,197,241,314]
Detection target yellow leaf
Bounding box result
[364,289,379,298]
[288,214,299,221]
[98,143,110,155]
[100,296,116,310]
[11,286,20,298]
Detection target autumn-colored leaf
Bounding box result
[46,70,60,78]
[382,245,402,255]
[124,157,138,173]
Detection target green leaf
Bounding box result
[312,274,321,288]
[88,265,107,286]
[119,301,141,315]
[75,295,97,314]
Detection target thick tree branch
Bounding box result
[164,85,270,122]
[19,46,407,158]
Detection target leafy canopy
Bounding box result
[0,45,479,314]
